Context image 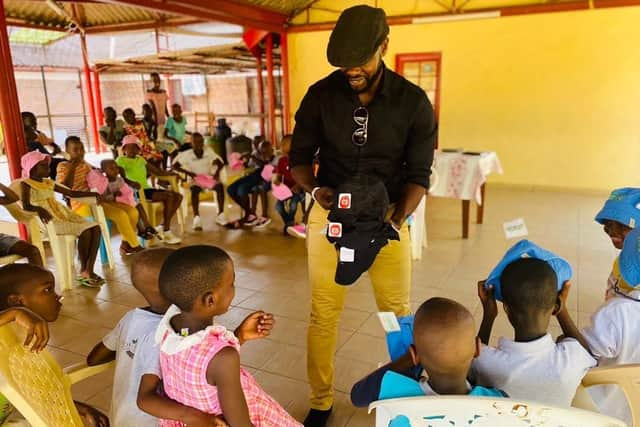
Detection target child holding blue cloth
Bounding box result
[350,297,506,407]
[557,227,640,426]
[594,187,640,300]
[471,240,596,407]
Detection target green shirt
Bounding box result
[165,117,187,143]
[116,155,149,189]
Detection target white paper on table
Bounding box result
[503,218,528,239]
[377,312,401,333]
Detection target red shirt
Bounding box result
[275,155,295,188]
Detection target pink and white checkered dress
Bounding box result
[156,306,301,427]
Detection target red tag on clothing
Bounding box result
[338,193,352,209]
[328,222,343,238]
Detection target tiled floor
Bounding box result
[41,186,615,426]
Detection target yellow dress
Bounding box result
[23,178,96,237]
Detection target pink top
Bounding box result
[145,91,168,125]
[156,306,302,427]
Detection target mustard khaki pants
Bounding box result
[306,203,412,410]
[76,202,140,247]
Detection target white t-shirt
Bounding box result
[471,334,596,407]
[103,308,163,427]
[173,148,223,177]
[582,289,640,426]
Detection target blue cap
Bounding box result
[486,239,573,301]
[620,227,640,287]
[595,188,640,228]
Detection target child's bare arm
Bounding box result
[555,282,592,351]
[86,342,116,366]
[234,311,274,345]
[213,159,224,180]
[207,348,254,427]
[477,280,497,345]
[137,374,228,427]
[0,307,49,352]
[146,161,174,178]
[53,183,97,199]
[0,183,19,205]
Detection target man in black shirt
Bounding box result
[290,5,437,426]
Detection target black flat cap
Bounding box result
[327,5,389,68]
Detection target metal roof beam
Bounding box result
[85,17,205,34]
[96,0,287,32]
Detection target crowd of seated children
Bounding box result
[22,111,64,179]
[172,132,227,230]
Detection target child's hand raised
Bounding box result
[12,307,49,352]
[477,280,498,320]
[235,311,275,344]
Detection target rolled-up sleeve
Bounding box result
[404,95,437,188]
[290,89,322,168]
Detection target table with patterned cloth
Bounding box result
[429,150,503,238]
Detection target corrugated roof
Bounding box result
[4,0,181,31]
[95,43,276,75]
[237,0,317,15]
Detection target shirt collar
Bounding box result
[497,333,555,354]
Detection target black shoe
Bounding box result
[303,407,332,427]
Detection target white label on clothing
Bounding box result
[339,247,355,262]
[503,218,528,239]
[377,312,401,333]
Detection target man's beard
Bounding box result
[348,61,384,94]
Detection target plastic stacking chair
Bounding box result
[369,396,625,427]
[0,254,24,266]
[572,364,640,427]
[1,202,45,266]
[9,181,113,291]
[0,323,114,427]
[139,175,184,234]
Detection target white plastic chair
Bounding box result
[0,254,23,266]
[572,364,640,427]
[0,323,114,427]
[9,181,113,291]
[369,396,625,427]
[1,202,45,266]
[410,166,439,260]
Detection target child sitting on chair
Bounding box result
[0,263,109,426]
[122,107,163,168]
[557,227,640,426]
[172,132,227,230]
[594,188,640,300]
[139,245,301,427]
[272,135,306,238]
[351,297,506,407]
[20,151,104,288]
[90,159,158,243]
[471,241,596,407]
[116,135,183,245]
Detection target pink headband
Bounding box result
[21,151,50,178]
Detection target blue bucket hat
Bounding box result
[486,239,573,301]
[620,227,640,287]
[595,188,640,228]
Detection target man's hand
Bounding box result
[184,409,228,427]
[477,280,498,320]
[12,308,49,352]
[235,311,275,344]
[314,186,335,210]
[37,207,53,223]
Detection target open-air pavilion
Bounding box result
[2,1,640,426]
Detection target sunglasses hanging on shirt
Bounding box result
[352,106,368,174]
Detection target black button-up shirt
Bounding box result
[290,64,437,203]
